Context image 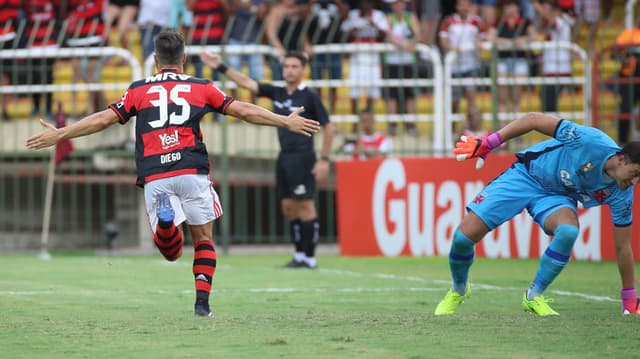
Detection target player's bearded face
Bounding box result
[283,59,304,83]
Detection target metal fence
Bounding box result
[0,12,630,252]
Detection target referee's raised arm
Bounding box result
[199,51,259,94]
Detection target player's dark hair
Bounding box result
[154,31,185,66]
[620,142,640,164]
[284,51,308,67]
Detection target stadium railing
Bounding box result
[0,46,144,250]
[0,38,601,251]
[143,43,445,154]
[443,41,592,151]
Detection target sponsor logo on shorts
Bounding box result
[293,184,307,196]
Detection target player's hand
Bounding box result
[25,119,61,150]
[312,158,329,182]
[199,51,222,69]
[453,135,493,169]
[285,107,320,136]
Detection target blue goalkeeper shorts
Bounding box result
[466,162,577,234]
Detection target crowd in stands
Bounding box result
[0,0,637,144]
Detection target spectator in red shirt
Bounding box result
[0,0,21,121]
[188,0,229,79]
[343,109,392,160]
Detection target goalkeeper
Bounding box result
[435,112,640,316]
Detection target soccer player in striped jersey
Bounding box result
[25,30,320,318]
[436,112,640,317]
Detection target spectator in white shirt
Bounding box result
[533,0,572,114]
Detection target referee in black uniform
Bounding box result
[200,50,335,269]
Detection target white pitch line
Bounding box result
[317,268,619,303]
[0,267,618,303]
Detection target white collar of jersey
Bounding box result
[298,83,307,91]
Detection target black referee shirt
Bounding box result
[257,83,330,152]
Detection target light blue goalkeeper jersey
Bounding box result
[515,120,634,226]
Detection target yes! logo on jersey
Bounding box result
[159,130,180,150]
[142,127,196,157]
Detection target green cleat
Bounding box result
[434,286,471,315]
[521,292,559,316]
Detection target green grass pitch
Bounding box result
[1,253,639,358]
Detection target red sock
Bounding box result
[153,224,183,261]
[193,240,217,303]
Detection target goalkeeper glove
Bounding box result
[621,288,640,315]
[453,132,504,169]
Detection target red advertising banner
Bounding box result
[335,155,640,261]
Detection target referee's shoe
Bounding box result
[284,258,317,269]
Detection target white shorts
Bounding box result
[144,174,223,230]
[349,61,382,99]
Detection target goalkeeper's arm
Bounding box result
[613,226,640,315]
[454,113,562,168]
[493,112,562,143]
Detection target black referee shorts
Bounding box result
[276,151,317,200]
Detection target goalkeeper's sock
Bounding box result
[193,240,217,305]
[154,222,183,261]
[449,228,475,295]
[290,219,303,260]
[528,224,578,299]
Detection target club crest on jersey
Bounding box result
[580,162,594,172]
[159,130,180,150]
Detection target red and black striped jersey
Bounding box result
[109,69,235,187]
[65,0,105,42]
[0,0,21,42]
[24,0,58,47]
[191,0,226,44]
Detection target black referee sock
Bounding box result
[301,219,320,258]
[290,219,303,255]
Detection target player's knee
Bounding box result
[553,224,579,255]
[554,224,579,243]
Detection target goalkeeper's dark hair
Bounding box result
[154,30,185,67]
[619,142,640,164]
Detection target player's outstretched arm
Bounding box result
[453,112,562,169]
[225,100,320,136]
[25,110,120,150]
[497,112,562,142]
[199,51,259,94]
